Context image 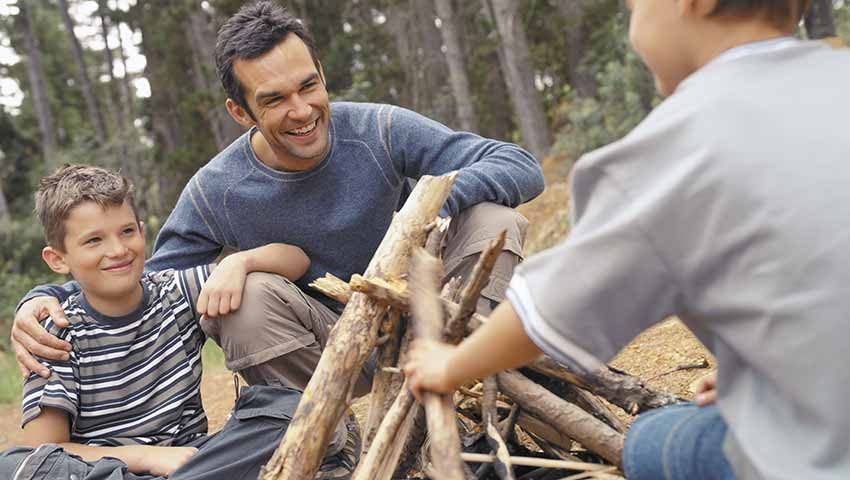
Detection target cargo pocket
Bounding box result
[232,385,301,426]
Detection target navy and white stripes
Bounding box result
[22,266,213,447]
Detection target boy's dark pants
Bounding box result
[0,385,338,480]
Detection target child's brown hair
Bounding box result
[710,0,810,30]
[35,164,137,250]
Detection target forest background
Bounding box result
[0,0,846,399]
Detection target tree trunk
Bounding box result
[485,0,552,159]
[434,0,479,132]
[58,0,108,146]
[804,0,836,40]
[555,0,597,98]
[261,174,458,480]
[16,0,58,171]
[185,4,243,150]
[97,2,125,131]
[137,1,182,160]
[386,0,453,124]
[115,22,136,124]
[0,184,10,228]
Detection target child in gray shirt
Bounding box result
[404,2,850,479]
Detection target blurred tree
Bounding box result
[58,0,107,146]
[805,0,836,39]
[14,0,57,172]
[434,0,479,132]
[485,0,552,159]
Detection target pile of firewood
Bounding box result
[259,173,682,480]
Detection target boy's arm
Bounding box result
[403,300,542,398]
[22,407,197,476]
[196,243,310,318]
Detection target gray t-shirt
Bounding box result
[508,39,850,479]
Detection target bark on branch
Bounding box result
[261,173,457,480]
[496,369,624,467]
[409,249,465,480]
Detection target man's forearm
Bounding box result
[445,300,543,386]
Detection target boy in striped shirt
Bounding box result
[3,165,349,479]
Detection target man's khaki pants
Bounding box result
[204,203,528,396]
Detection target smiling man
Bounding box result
[12,0,543,431]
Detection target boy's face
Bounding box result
[42,200,146,315]
[626,0,696,96]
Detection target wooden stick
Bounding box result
[497,369,624,467]
[529,357,681,415]
[485,422,516,480]
[444,230,506,341]
[362,309,404,451]
[460,453,617,472]
[351,382,417,480]
[261,173,457,480]
[409,249,465,480]
[308,272,351,305]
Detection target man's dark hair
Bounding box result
[215,1,321,118]
[710,0,810,30]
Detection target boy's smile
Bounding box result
[43,200,146,317]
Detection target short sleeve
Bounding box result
[507,165,680,374]
[20,320,79,428]
[174,264,216,320]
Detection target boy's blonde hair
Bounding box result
[710,0,809,30]
[35,164,137,250]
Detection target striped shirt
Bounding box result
[21,266,213,447]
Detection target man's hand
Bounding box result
[137,446,198,476]
[402,339,460,400]
[11,297,71,378]
[197,254,249,318]
[694,371,717,406]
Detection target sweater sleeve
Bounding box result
[17,281,80,313]
[149,175,229,271]
[385,106,544,216]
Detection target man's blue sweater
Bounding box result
[27,102,544,306]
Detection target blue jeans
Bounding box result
[623,403,735,480]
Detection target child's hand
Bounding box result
[403,339,459,399]
[139,446,198,476]
[694,371,717,406]
[197,254,248,317]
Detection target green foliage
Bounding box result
[0,351,22,405]
[202,338,226,372]
[551,14,657,165]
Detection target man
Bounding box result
[12,0,543,398]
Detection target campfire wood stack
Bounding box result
[262,173,681,480]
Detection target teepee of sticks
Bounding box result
[261,172,681,480]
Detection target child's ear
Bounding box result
[138,220,145,236]
[42,246,71,275]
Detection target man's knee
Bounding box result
[451,202,529,252]
[211,272,320,373]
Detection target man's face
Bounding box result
[45,200,146,315]
[626,0,695,97]
[230,34,331,171]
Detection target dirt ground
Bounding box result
[0,156,715,457]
